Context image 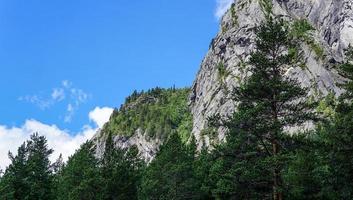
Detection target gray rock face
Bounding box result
[92,129,162,163]
[189,0,353,148]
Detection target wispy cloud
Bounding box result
[51,88,65,101]
[0,107,113,170]
[70,88,89,104]
[62,82,90,123]
[62,80,72,88]
[19,80,90,123]
[18,95,53,110]
[64,104,74,123]
[215,0,234,19]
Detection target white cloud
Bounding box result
[62,80,72,88]
[70,88,89,104]
[67,104,74,112]
[0,107,113,170]
[19,80,90,123]
[63,87,90,123]
[215,0,234,19]
[51,88,65,101]
[89,107,114,128]
[18,95,52,110]
[64,104,74,123]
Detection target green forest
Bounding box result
[1,19,353,200]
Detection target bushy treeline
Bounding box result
[103,87,192,142]
[0,132,144,200]
[1,19,353,200]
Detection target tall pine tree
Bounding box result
[218,19,316,200]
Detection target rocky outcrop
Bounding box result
[189,0,353,148]
[92,128,162,163]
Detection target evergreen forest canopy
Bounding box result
[1,19,353,200]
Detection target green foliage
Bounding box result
[217,62,231,86]
[283,133,332,199]
[316,111,353,199]
[259,0,273,19]
[339,45,353,96]
[288,46,299,61]
[287,20,315,68]
[221,25,227,34]
[207,19,317,199]
[139,134,201,200]
[299,62,307,70]
[316,92,336,118]
[220,3,239,34]
[290,19,314,39]
[314,46,353,199]
[177,113,193,143]
[309,41,325,60]
[230,3,238,27]
[101,133,144,200]
[290,19,325,60]
[56,133,144,200]
[210,134,273,199]
[0,133,55,200]
[193,148,215,199]
[201,127,218,140]
[103,87,192,142]
[56,141,103,200]
[238,0,250,10]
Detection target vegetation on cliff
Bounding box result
[102,87,192,142]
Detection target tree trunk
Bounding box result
[272,141,283,200]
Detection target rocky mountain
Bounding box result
[189,0,352,148]
[93,0,353,161]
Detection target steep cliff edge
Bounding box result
[93,0,353,160]
[189,0,353,148]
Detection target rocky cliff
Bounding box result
[189,0,353,148]
[93,0,353,161]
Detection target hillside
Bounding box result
[93,87,192,162]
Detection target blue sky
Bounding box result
[0,0,233,168]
